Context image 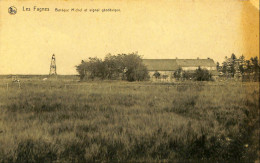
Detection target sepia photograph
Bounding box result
[0,0,259,162]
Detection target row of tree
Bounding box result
[216,54,259,81]
[76,52,259,82]
[76,52,149,81]
[159,67,212,81]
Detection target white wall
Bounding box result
[182,66,216,71]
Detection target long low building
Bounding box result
[142,58,217,81]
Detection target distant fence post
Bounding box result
[18,82,21,89]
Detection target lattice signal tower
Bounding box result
[49,54,57,75]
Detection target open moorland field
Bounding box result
[0,76,259,162]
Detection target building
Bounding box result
[143,58,217,81]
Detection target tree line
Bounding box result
[76,52,259,82]
[153,67,213,81]
[216,54,259,81]
[76,52,149,81]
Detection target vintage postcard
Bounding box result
[0,0,259,162]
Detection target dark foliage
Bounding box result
[76,52,149,81]
[194,66,212,81]
[219,54,260,81]
[153,71,161,79]
[173,67,182,80]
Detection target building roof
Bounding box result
[143,59,216,71]
[176,59,216,67]
[142,59,178,71]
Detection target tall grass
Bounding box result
[0,78,259,162]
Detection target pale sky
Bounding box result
[0,0,259,74]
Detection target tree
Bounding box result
[153,71,160,79]
[239,55,246,74]
[103,53,123,79]
[88,57,105,79]
[231,53,237,60]
[219,54,259,81]
[76,60,87,80]
[250,57,259,81]
[250,57,259,72]
[216,62,220,71]
[194,66,212,81]
[122,52,149,81]
[222,61,227,74]
[76,57,106,80]
[245,60,252,74]
[76,52,148,82]
[182,71,193,80]
[229,53,237,76]
[173,67,182,80]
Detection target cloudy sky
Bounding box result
[0,0,259,74]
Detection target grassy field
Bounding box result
[0,76,259,162]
